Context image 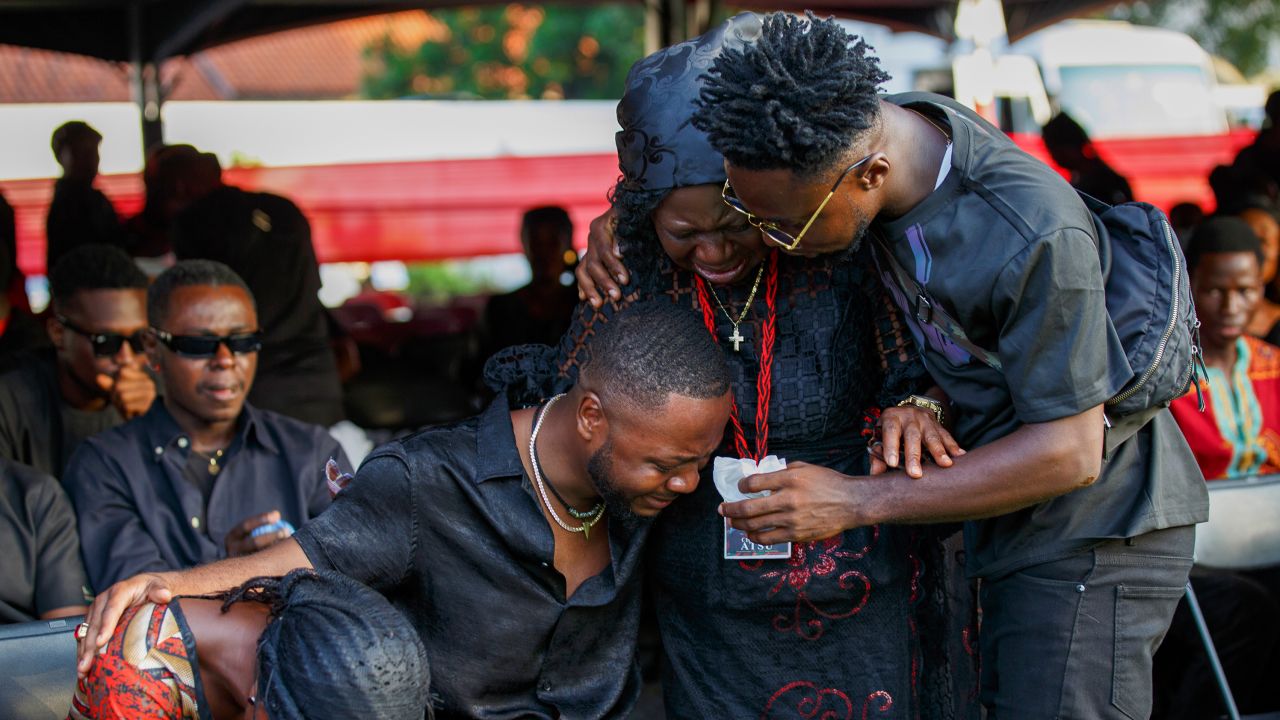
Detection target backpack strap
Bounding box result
[871,235,1003,371]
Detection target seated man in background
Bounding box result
[1172,216,1280,477]
[158,146,345,428]
[0,457,88,623]
[0,244,154,479]
[70,569,429,720]
[1160,216,1280,718]
[63,260,345,591]
[77,300,732,718]
[478,205,580,361]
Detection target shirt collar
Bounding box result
[474,393,526,483]
[141,400,279,457]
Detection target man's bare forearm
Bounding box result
[857,405,1106,526]
[163,537,312,596]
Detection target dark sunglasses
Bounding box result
[56,315,146,357]
[151,328,263,358]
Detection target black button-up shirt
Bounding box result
[294,395,647,719]
[63,402,342,592]
[0,458,88,623]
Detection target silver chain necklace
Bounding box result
[528,393,605,540]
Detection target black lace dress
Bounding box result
[486,246,980,720]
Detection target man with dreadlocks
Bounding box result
[693,12,1208,718]
[509,13,977,719]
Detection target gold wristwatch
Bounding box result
[897,394,945,425]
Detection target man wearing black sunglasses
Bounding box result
[0,244,155,479]
[63,260,345,592]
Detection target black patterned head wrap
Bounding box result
[616,12,763,191]
[246,569,430,719]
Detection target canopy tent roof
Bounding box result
[0,0,1122,64]
[0,1,439,63]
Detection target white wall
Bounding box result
[0,99,621,180]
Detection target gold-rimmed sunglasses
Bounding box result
[721,153,874,251]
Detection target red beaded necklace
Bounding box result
[692,250,779,461]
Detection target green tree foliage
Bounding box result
[362,4,645,100]
[1113,0,1279,77]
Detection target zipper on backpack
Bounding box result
[1107,216,1182,406]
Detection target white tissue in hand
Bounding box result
[712,455,787,503]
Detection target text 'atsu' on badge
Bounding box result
[723,518,791,560]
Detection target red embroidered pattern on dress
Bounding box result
[739,527,879,640]
[760,683,895,720]
[862,690,894,719]
[762,681,853,719]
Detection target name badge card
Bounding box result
[713,455,792,560]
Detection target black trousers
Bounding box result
[979,525,1195,719]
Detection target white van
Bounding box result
[1007,20,1229,138]
[841,18,1233,140]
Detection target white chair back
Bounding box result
[1194,473,1280,570]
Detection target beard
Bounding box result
[832,212,873,265]
[586,439,646,533]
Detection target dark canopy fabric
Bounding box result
[0,1,459,63]
[0,0,1123,63]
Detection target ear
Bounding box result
[46,316,64,347]
[858,153,890,192]
[576,390,608,444]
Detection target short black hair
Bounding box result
[1187,216,1264,271]
[50,120,101,156]
[1041,112,1091,148]
[148,259,254,327]
[581,299,730,410]
[49,244,148,313]
[692,11,889,177]
[521,206,573,245]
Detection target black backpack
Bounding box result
[874,192,1205,432]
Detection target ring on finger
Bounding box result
[74,622,90,640]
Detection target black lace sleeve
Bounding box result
[481,343,567,409]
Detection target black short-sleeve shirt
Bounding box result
[875,93,1208,578]
[293,395,647,719]
[0,458,88,622]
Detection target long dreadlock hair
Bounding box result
[608,177,673,292]
[691,11,890,178]
[217,574,290,614]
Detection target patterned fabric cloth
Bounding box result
[488,247,980,719]
[67,602,208,720]
[1170,335,1280,480]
